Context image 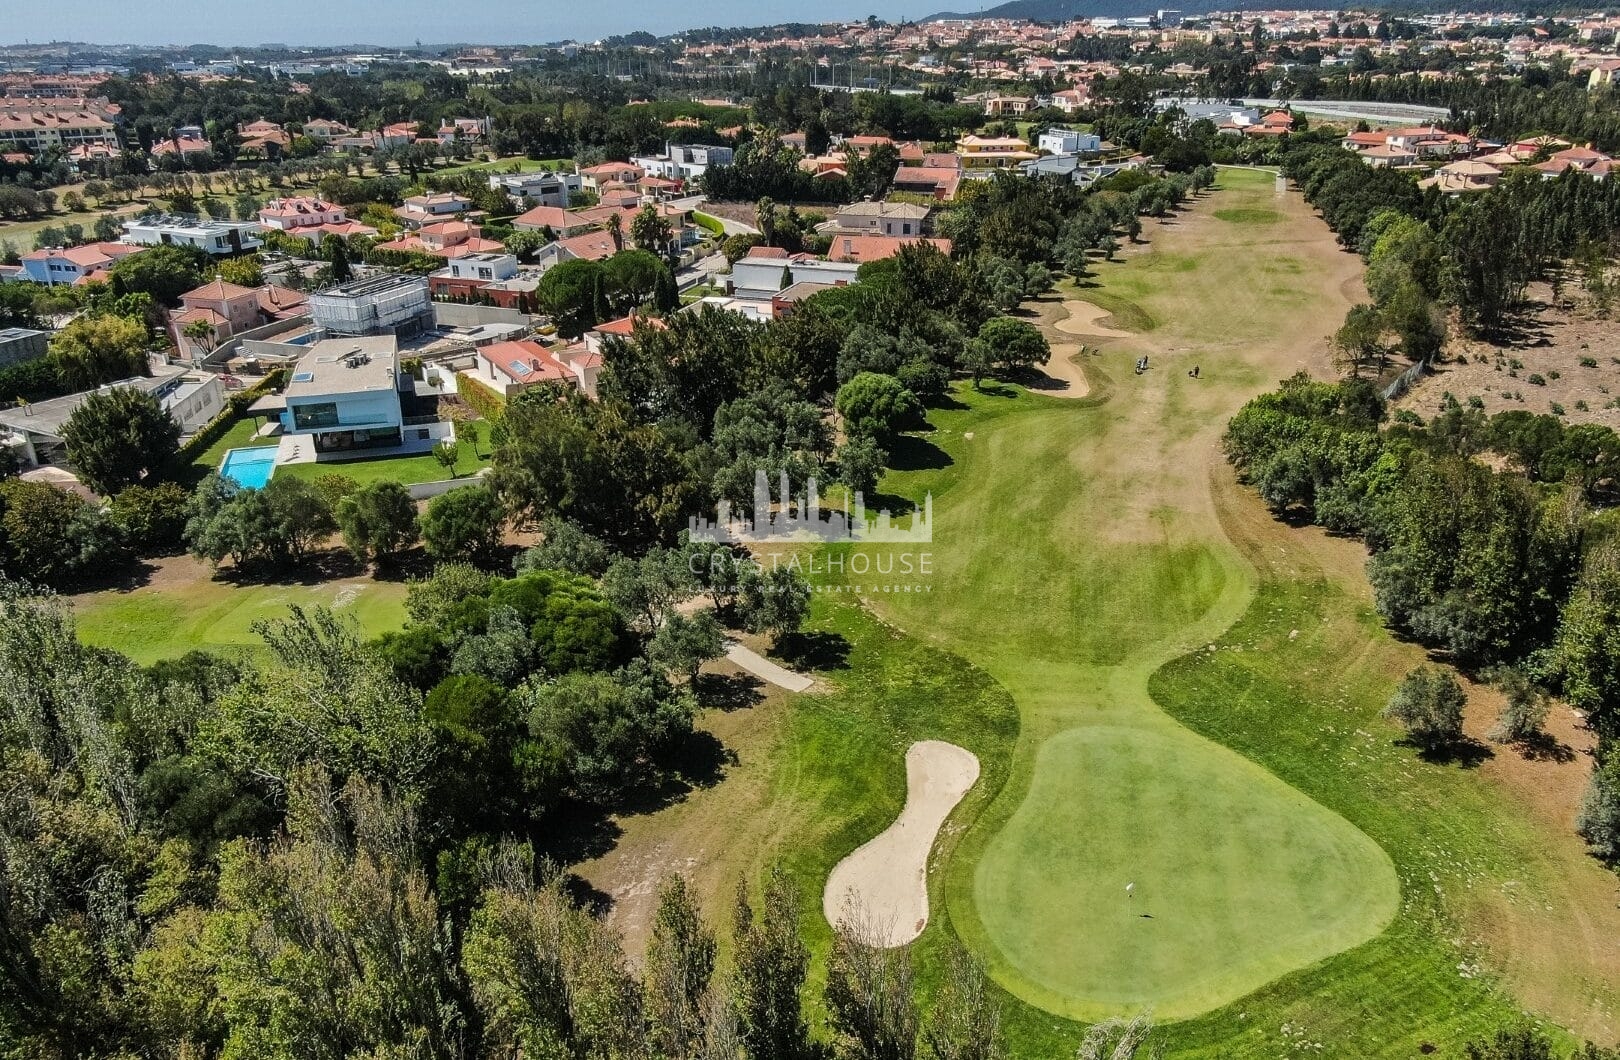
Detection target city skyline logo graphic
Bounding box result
[689,470,933,544]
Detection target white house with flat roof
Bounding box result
[278,336,406,455]
[122,215,263,255]
[308,274,435,337]
[489,170,582,208]
[1037,128,1102,155]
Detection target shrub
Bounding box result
[1527,373,1546,386]
[455,372,506,423]
[109,481,190,555]
[421,485,504,563]
[1383,665,1466,752]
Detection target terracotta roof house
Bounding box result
[1359,143,1419,168]
[13,242,143,286]
[825,235,952,264]
[1423,159,1503,193]
[150,134,212,157]
[170,278,311,359]
[890,164,961,201]
[374,220,504,259]
[470,337,602,397]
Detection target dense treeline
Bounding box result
[0,571,935,1059]
[1283,142,1620,334]
[1226,374,1620,861]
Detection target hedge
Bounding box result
[692,211,725,237]
[171,368,288,467]
[456,371,507,422]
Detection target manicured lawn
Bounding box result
[272,425,490,487]
[71,563,407,666]
[1213,206,1284,225]
[547,168,1616,1054]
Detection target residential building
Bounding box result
[729,247,858,300]
[122,215,263,255]
[278,336,405,454]
[579,161,644,191]
[1423,160,1504,193]
[1589,59,1620,88]
[1051,89,1090,114]
[832,201,931,237]
[1358,143,1420,168]
[428,252,539,311]
[9,242,144,286]
[257,196,352,232]
[308,274,434,337]
[825,235,952,264]
[470,337,599,397]
[0,369,224,470]
[238,117,291,155]
[959,91,1033,116]
[1535,145,1614,177]
[489,170,582,208]
[301,118,354,141]
[771,281,834,318]
[170,278,310,359]
[630,142,733,182]
[1038,128,1103,155]
[373,220,505,259]
[149,134,212,159]
[957,135,1040,171]
[890,164,961,201]
[1385,126,1474,160]
[0,104,119,153]
[0,327,48,367]
[437,117,490,143]
[395,192,476,228]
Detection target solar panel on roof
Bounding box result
[508,361,532,376]
[292,372,314,382]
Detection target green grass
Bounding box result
[273,427,489,486]
[1213,207,1283,225]
[181,414,269,486]
[72,574,407,666]
[728,168,1592,1054]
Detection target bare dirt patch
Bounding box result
[1398,286,1620,430]
[823,740,980,947]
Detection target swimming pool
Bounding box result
[219,446,280,489]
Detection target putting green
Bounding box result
[865,168,1398,1020]
[975,724,1395,1020]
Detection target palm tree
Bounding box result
[606,212,624,254]
[182,318,218,360]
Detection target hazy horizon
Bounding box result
[2,0,965,49]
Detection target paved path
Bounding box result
[725,640,813,692]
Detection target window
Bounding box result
[902,223,912,235]
[292,401,340,430]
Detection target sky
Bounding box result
[3,1,959,48]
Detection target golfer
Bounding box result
[1126,882,1135,899]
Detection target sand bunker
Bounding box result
[1054,299,1131,339]
[1028,343,1091,398]
[823,740,980,947]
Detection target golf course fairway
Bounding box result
[864,166,1399,1021]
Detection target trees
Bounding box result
[838,435,888,498]
[432,439,460,477]
[108,481,190,555]
[826,921,919,1060]
[335,480,420,566]
[48,313,151,391]
[0,479,126,585]
[644,875,719,1060]
[61,386,180,495]
[516,516,615,578]
[420,485,504,564]
[648,610,727,684]
[836,372,922,445]
[732,868,811,1060]
[1553,546,1620,739]
[632,203,674,254]
[1383,665,1466,752]
[107,243,209,305]
[736,565,812,647]
[537,258,608,338]
[324,234,353,283]
[1485,668,1549,745]
[976,317,1051,373]
[184,474,336,569]
[921,949,1005,1060]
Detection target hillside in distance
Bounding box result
[923,0,1240,20]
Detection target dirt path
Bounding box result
[823,741,980,946]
